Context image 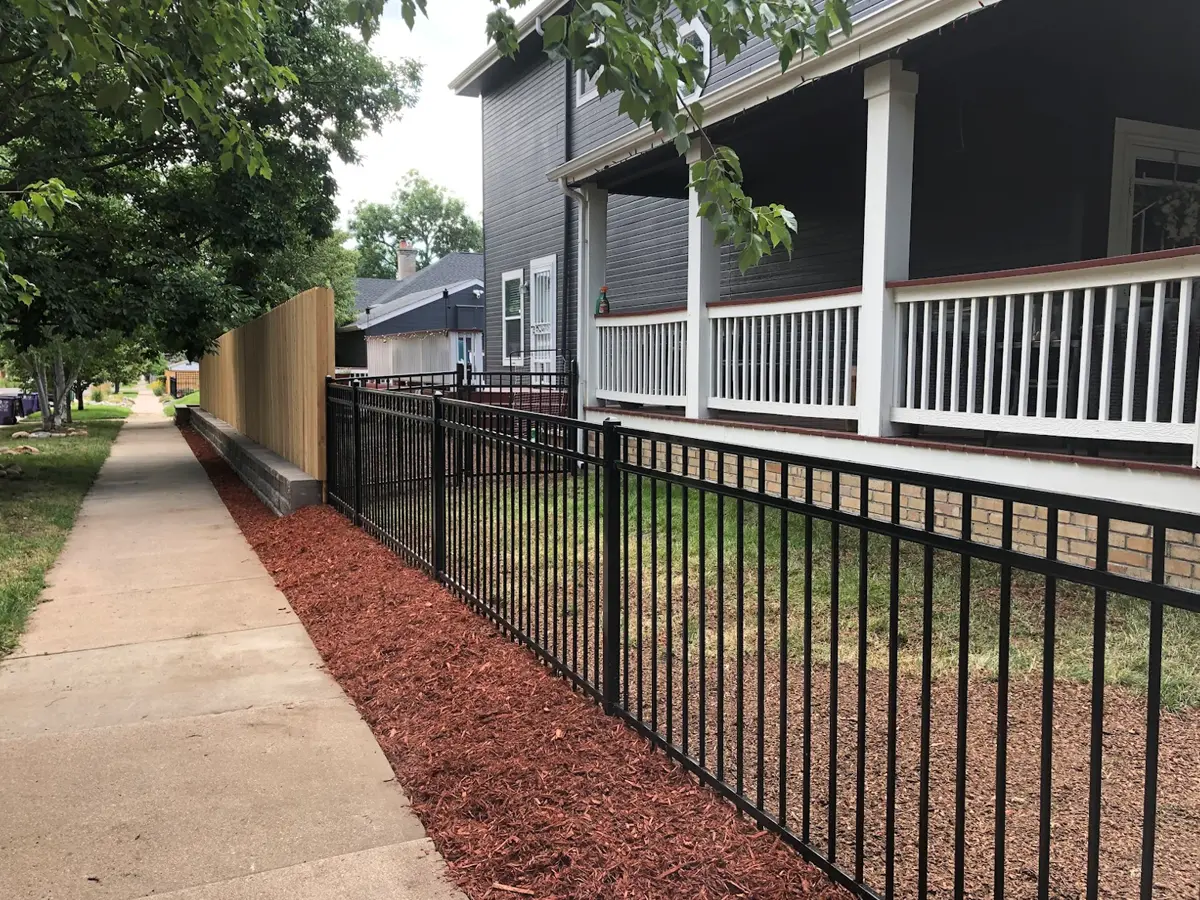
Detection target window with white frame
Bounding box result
[677,19,711,105]
[1109,119,1200,256]
[575,34,603,106]
[501,269,524,365]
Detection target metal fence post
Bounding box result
[323,375,333,505]
[351,379,363,525]
[601,418,622,713]
[431,391,447,579]
[569,357,580,420]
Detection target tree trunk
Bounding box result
[30,359,52,431]
[113,379,121,395]
[76,379,86,411]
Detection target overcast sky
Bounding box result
[330,0,504,226]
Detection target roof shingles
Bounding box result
[353,252,483,312]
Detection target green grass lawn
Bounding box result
[163,390,199,418]
[23,405,133,424]
[448,472,1200,710]
[0,409,129,656]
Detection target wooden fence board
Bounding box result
[199,287,333,480]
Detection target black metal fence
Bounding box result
[331,362,578,418]
[326,382,1200,900]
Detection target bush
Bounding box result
[151,383,165,397]
[89,386,104,402]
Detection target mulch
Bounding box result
[179,425,846,900]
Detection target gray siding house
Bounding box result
[452,0,1200,508]
[336,252,484,375]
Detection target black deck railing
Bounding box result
[330,362,578,418]
[325,381,1200,900]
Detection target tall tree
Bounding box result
[350,171,482,278]
[1,0,419,363]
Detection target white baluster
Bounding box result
[1077,288,1094,420]
[833,308,844,406]
[1057,291,1074,419]
[920,301,931,410]
[1173,279,1193,424]
[1000,295,1014,416]
[951,299,962,413]
[823,310,832,405]
[1122,284,1141,423]
[809,312,818,405]
[935,299,947,412]
[790,313,798,404]
[984,297,996,415]
[845,308,857,407]
[1036,292,1052,418]
[1147,280,1166,423]
[1099,286,1116,421]
[1019,293,1033,417]
[905,303,916,409]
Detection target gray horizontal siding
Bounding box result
[571,0,903,155]
[482,56,569,368]
[605,195,689,313]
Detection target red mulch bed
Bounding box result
[180,426,846,900]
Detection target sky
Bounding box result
[330,0,504,227]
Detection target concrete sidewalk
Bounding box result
[0,390,464,899]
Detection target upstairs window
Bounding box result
[575,34,603,106]
[677,19,711,105]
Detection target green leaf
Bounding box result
[673,132,691,155]
[542,14,566,46]
[96,78,130,109]
[141,100,164,138]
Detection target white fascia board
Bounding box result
[549,0,1003,185]
[357,278,483,330]
[449,0,566,96]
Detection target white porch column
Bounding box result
[685,145,718,419]
[858,60,919,437]
[576,183,607,411]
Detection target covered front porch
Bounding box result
[568,0,1200,467]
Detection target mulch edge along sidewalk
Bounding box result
[180,426,845,900]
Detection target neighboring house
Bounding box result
[452,0,1200,512]
[337,251,485,376]
[164,361,200,397]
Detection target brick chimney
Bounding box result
[396,239,417,280]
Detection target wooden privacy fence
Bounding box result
[199,286,334,479]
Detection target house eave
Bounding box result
[449,0,567,97]
[547,0,1003,185]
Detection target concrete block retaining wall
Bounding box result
[190,409,322,516]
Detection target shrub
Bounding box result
[89,386,104,402]
[151,383,165,397]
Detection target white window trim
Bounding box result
[576,66,600,106]
[575,33,604,107]
[529,254,558,376]
[677,18,712,106]
[1108,118,1200,257]
[501,268,525,366]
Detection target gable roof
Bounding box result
[343,278,483,333]
[353,252,484,313]
[449,0,567,97]
[354,278,408,311]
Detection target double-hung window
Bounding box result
[502,269,524,365]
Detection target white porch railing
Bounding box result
[891,250,1200,445]
[596,309,687,405]
[708,290,861,419]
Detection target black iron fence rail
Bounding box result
[325,380,1199,900]
[330,363,579,418]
